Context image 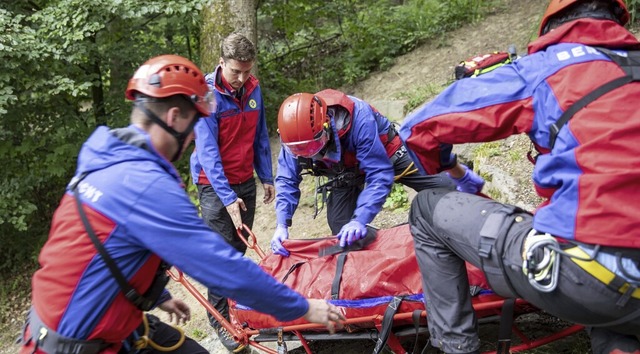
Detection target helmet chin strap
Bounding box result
[135,101,199,162]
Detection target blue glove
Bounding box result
[270,224,290,257]
[448,164,485,194]
[336,220,367,248]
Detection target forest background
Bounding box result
[1,0,639,352]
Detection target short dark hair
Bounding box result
[544,0,623,34]
[220,32,256,62]
[131,94,196,125]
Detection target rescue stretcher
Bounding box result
[168,224,584,354]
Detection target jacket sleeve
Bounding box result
[128,175,309,322]
[399,63,534,175]
[194,117,237,206]
[350,103,394,226]
[252,87,274,185]
[274,147,303,226]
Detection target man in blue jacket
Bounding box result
[401,0,640,353]
[270,90,483,256]
[20,54,344,354]
[189,33,275,350]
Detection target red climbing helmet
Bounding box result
[125,54,214,117]
[278,93,330,158]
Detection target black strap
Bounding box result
[281,262,306,283]
[411,309,423,354]
[331,253,347,300]
[318,226,378,257]
[28,308,107,354]
[72,185,156,311]
[496,298,516,354]
[372,296,403,354]
[549,48,640,149]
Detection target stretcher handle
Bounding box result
[236,223,267,260]
[166,267,248,346]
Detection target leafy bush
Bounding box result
[0,0,207,275]
[383,183,410,211]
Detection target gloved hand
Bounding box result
[336,220,367,248]
[448,164,485,194]
[270,224,290,257]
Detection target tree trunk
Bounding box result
[200,0,258,75]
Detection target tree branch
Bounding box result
[263,33,342,65]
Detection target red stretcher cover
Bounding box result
[230,224,499,330]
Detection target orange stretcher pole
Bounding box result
[236,223,267,260]
[166,268,249,347]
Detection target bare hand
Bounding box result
[263,184,275,204]
[226,198,246,229]
[158,298,191,325]
[303,299,345,334]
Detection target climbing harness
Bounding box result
[390,146,418,181]
[520,229,640,299]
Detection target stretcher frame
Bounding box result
[168,225,584,354]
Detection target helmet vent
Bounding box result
[309,103,315,130]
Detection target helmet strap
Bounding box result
[134,101,198,162]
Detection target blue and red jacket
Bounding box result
[24,126,307,353]
[190,65,273,206]
[275,91,395,227]
[400,19,640,249]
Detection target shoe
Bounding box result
[216,325,246,353]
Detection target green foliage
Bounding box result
[474,141,503,159]
[257,0,495,129]
[629,0,640,24]
[0,0,209,275]
[383,183,410,211]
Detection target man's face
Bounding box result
[219,58,254,90]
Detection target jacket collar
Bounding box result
[528,19,640,54]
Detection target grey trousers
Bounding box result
[409,188,640,354]
[326,151,455,234]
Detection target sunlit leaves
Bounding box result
[0,0,208,273]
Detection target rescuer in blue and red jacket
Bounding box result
[270,90,475,257]
[400,1,640,353]
[19,54,343,354]
[188,33,276,351]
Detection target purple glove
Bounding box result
[270,224,290,257]
[448,164,485,194]
[336,220,367,248]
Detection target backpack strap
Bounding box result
[372,296,404,354]
[71,175,169,312]
[548,48,640,149]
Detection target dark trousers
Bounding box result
[121,314,208,354]
[408,188,640,354]
[326,151,455,234]
[197,179,256,328]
